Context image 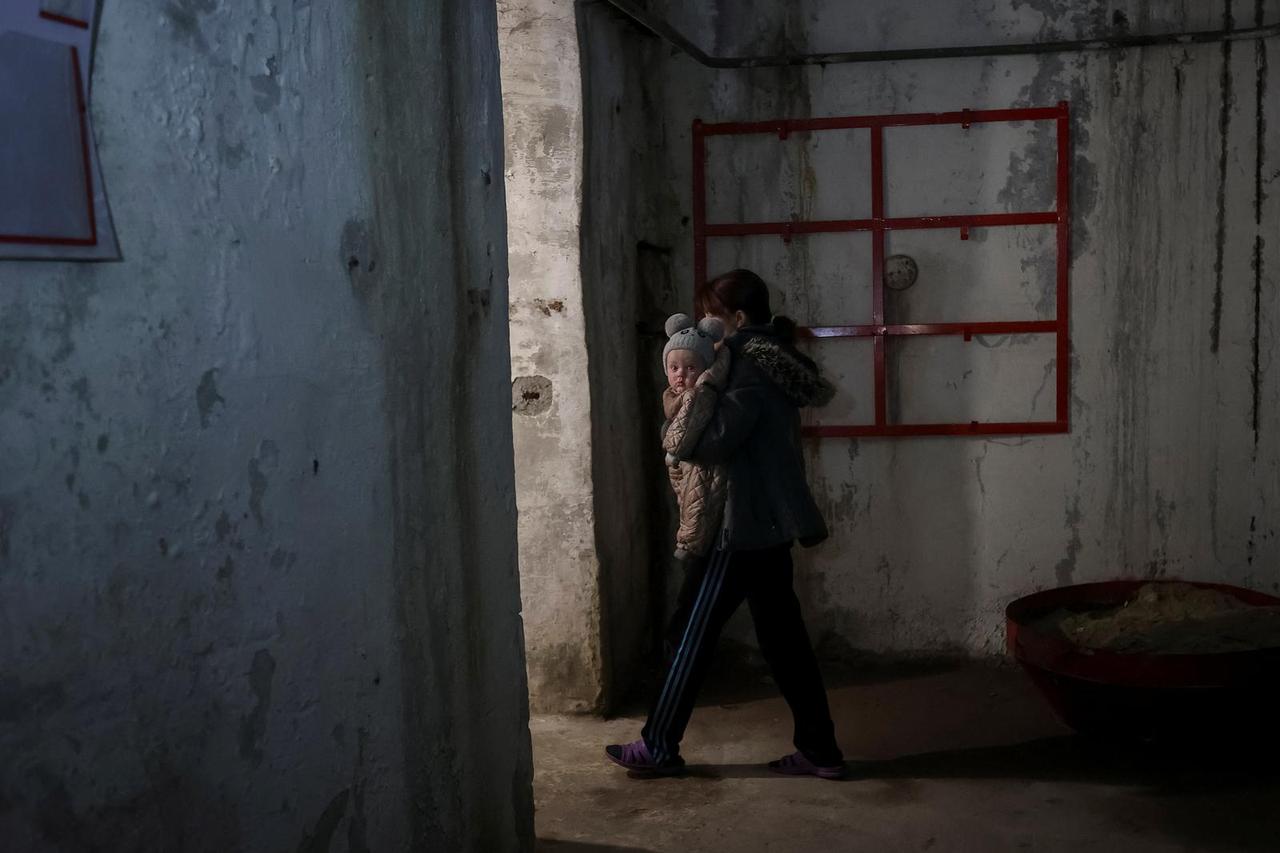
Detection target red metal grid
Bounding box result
[0,45,97,247]
[692,101,1071,438]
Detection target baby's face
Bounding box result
[666,350,703,392]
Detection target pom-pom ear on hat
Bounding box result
[662,312,719,372]
[697,316,725,343]
[665,313,694,338]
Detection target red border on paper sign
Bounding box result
[0,45,98,247]
[39,10,90,29]
[692,102,1072,438]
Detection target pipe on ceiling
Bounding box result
[586,0,1280,68]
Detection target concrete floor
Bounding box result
[532,660,1280,852]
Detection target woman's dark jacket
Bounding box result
[680,324,834,552]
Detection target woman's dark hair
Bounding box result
[695,268,797,344]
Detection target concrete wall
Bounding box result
[583,0,1279,660]
[0,3,533,850]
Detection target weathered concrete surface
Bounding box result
[533,661,1280,851]
[0,2,532,850]
[586,0,1280,660]
[499,0,612,712]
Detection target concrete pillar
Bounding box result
[0,2,533,849]
[499,0,608,712]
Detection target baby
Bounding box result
[661,313,731,560]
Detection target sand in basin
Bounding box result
[1034,582,1280,654]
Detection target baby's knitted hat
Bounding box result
[663,313,725,370]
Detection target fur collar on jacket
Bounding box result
[735,327,836,408]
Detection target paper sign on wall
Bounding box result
[1,0,120,260]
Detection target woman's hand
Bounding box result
[697,346,732,390]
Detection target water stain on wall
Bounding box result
[295,788,349,853]
[237,649,276,766]
[196,369,225,428]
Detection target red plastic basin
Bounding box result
[1006,579,1280,740]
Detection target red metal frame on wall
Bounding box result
[692,102,1071,438]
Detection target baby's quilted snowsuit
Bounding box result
[663,342,732,559]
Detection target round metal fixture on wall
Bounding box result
[884,254,918,291]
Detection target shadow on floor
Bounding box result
[681,734,1280,787]
[683,735,1280,852]
[875,736,1280,853]
[862,735,1280,789]
[537,840,656,853]
[613,646,969,715]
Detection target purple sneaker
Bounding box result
[604,739,685,776]
[768,751,847,780]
